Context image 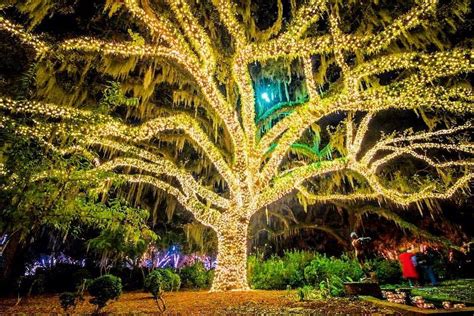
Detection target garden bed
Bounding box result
[361,296,474,315]
[0,290,399,314]
[363,279,474,315]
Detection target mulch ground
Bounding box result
[0,290,401,314]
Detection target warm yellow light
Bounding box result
[1,0,472,292]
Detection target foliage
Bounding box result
[145,269,181,294]
[159,269,181,291]
[1,0,473,292]
[144,270,164,299]
[86,198,158,270]
[144,270,167,312]
[249,251,369,296]
[59,292,77,312]
[296,285,329,301]
[303,254,363,296]
[87,274,122,312]
[369,259,402,285]
[411,279,474,304]
[109,267,145,291]
[248,250,315,289]
[99,81,139,112]
[16,274,46,299]
[179,262,212,289]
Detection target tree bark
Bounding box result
[211,218,250,291]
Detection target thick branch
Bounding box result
[98,157,229,209]
[1,97,239,193]
[297,185,380,203]
[211,0,248,48]
[120,174,221,228]
[350,163,473,206]
[0,16,49,56]
[256,159,347,210]
[366,0,437,54]
[164,0,216,72]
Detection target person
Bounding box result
[417,247,439,286]
[460,241,474,278]
[399,246,419,287]
[350,232,374,281]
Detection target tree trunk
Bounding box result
[1,232,23,282]
[211,219,250,291]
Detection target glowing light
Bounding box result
[261,92,271,103]
[1,0,472,292]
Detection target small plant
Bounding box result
[99,81,139,112]
[87,275,122,313]
[144,270,166,312]
[369,259,402,285]
[158,269,181,291]
[303,253,364,296]
[296,285,329,301]
[59,292,77,312]
[179,262,211,289]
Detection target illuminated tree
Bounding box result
[1,0,473,291]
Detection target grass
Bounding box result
[410,279,474,304]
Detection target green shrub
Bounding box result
[145,269,181,292]
[370,259,402,285]
[159,269,181,291]
[248,250,314,290]
[87,275,122,312]
[144,270,166,311]
[304,253,364,296]
[59,292,77,312]
[179,262,212,289]
[144,270,163,298]
[296,285,328,301]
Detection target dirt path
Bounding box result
[0,290,400,314]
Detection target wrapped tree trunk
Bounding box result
[211,218,250,291]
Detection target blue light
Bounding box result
[261,92,271,103]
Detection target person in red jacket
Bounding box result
[399,246,419,287]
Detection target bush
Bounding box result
[159,269,181,291]
[296,285,329,301]
[145,269,181,292]
[179,262,212,289]
[370,259,402,285]
[87,274,122,312]
[144,270,166,311]
[248,251,315,289]
[144,270,163,298]
[304,253,364,296]
[59,292,77,312]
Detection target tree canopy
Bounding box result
[0,0,472,290]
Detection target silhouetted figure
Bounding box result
[417,247,439,286]
[460,241,473,278]
[350,232,374,281]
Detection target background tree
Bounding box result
[0,0,472,291]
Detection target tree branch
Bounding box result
[98,157,229,209]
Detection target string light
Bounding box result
[1,0,472,292]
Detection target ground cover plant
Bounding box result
[411,279,474,304]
